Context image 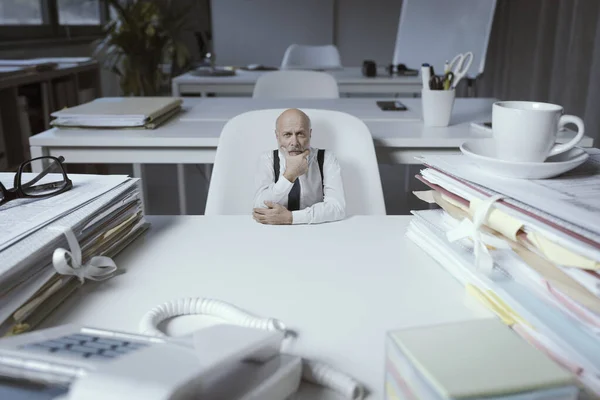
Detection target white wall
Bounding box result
[211,0,334,67]
[211,0,402,68]
[335,0,402,67]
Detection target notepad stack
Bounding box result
[404,148,600,396]
[50,97,183,129]
[385,319,578,400]
[0,173,149,336]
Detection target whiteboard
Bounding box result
[392,0,496,78]
[211,0,334,67]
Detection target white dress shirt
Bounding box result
[253,147,346,224]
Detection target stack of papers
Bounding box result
[386,319,577,400]
[50,97,183,129]
[402,149,600,397]
[0,173,149,336]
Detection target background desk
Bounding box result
[172,67,423,97]
[29,97,593,214]
[41,215,492,399]
[0,60,101,170]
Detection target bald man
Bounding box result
[253,109,346,225]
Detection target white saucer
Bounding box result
[460,139,589,179]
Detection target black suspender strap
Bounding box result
[273,149,325,190]
[273,149,280,183]
[317,149,325,191]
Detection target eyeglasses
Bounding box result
[0,156,73,206]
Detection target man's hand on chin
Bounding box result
[253,201,293,225]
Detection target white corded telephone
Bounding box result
[0,298,365,400]
[0,323,301,400]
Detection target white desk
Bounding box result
[41,215,491,399]
[30,97,593,214]
[172,67,423,97]
[178,98,423,122]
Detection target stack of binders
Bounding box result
[0,173,149,336]
[400,148,600,397]
[49,97,183,129]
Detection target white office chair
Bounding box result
[280,44,343,70]
[252,70,339,99]
[205,109,385,216]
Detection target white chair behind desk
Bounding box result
[280,44,343,70]
[252,70,339,99]
[205,109,385,216]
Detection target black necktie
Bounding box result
[288,179,301,211]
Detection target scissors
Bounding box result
[447,51,473,89]
[429,71,454,90]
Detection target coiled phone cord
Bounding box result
[139,297,365,400]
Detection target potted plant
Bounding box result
[94,0,192,96]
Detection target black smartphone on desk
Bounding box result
[376,101,407,111]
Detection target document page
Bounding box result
[0,178,138,278]
[0,174,129,251]
[419,149,600,236]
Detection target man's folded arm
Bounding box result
[292,152,346,224]
[253,152,294,208]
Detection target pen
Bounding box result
[444,60,449,74]
[421,63,431,89]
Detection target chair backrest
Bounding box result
[253,70,339,99]
[205,109,385,216]
[280,44,342,70]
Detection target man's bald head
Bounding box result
[275,109,312,156]
[275,108,311,132]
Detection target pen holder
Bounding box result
[421,89,456,127]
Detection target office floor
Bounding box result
[67,163,432,215]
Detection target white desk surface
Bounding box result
[179,98,422,122]
[173,67,420,86]
[30,97,593,150]
[41,215,491,399]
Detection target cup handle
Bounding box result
[549,115,585,156]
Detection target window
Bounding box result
[0,0,109,42]
[0,0,43,25]
[58,0,100,25]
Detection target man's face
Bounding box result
[276,114,311,155]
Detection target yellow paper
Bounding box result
[431,191,469,221]
[13,279,64,322]
[469,198,523,242]
[417,188,598,271]
[528,231,599,270]
[512,243,600,314]
[466,284,531,328]
[102,212,138,241]
[440,193,469,212]
[385,382,402,400]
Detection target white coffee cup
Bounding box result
[492,101,585,162]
